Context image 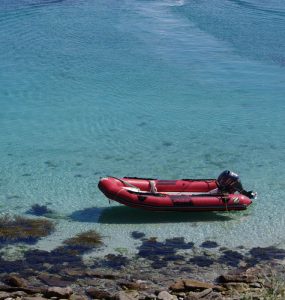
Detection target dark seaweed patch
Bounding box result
[0,215,55,245]
[162,141,173,147]
[189,255,215,267]
[138,238,168,260]
[200,241,219,248]
[137,237,194,262]
[131,231,145,240]
[151,259,168,269]
[24,249,52,265]
[50,247,83,267]
[162,254,185,262]
[44,161,57,168]
[246,246,285,265]
[26,204,53,217]
[165,237,194,250]
[98,254,130,270]
[24,248,83,271]
[0,258,37,275]
[218,250,243,267]
[62,230,103,255]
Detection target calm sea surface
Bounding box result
[0,0,285,255]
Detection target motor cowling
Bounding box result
[217,170,243,193]
[217,170,257,199]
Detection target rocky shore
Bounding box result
[1,216,285,300]
[1,242,285,300]
[0,258,285,300]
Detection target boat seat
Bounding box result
[149,180,158,194]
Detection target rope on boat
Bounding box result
[108,176,140,189]
[221,195,229,212]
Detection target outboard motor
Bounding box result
[217,170,256,199]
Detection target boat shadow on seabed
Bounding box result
[68,205,238,224]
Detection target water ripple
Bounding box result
[1,0,66,11]
[228,0,285,18]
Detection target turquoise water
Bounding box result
[0,0,285,254]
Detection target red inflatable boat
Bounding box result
[98,174,254,212]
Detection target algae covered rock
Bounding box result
[62,229,104,254]
[0,215,55,244]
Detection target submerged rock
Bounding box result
[219,271,258,284]
[222,282,249,293]
[189,255,214,267]
[169,279,218,292]
[157,291,176,300]
[200,241,219,249]
[63,230,103,250]
[44,286,73,298]
[131,231,145,240]
[0,292,12,299]
[21,297,48,300]
[248,246,285,265]
[103,254,130,269]
[137,237,193,262]
[86,287,112,299]
[118,280,148,291]
[115,290,139,300]
[218,250,243,267]
[186,288,213,299]
[3,274,28,288]
[38,273,72,287]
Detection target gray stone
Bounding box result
[3,275,28,288]
[61,268,86,278]
[183,280,215,291]
[86,287,112,299]
[10,291,28,297]
[219,267,262,285]
[219,273,257,284]
[23,297,49,300]
[204,292,223,300]
[249,282,262,288]
[0,285,45,295]
[184,294,199,300]
[44,287,73,299]
[115,291,139,300]
[138,292,156,300]
[118,281,148,291]
[169,280,185,292]
[38,273,72,287]
[85,270,119,280]
[223,282,249,293]
[0,291,10,300]
[69,294,89,300]
[157,291,177,300]
[185,288,213,300]
[175,293,186,298]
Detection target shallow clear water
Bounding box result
[0,0,285,255]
